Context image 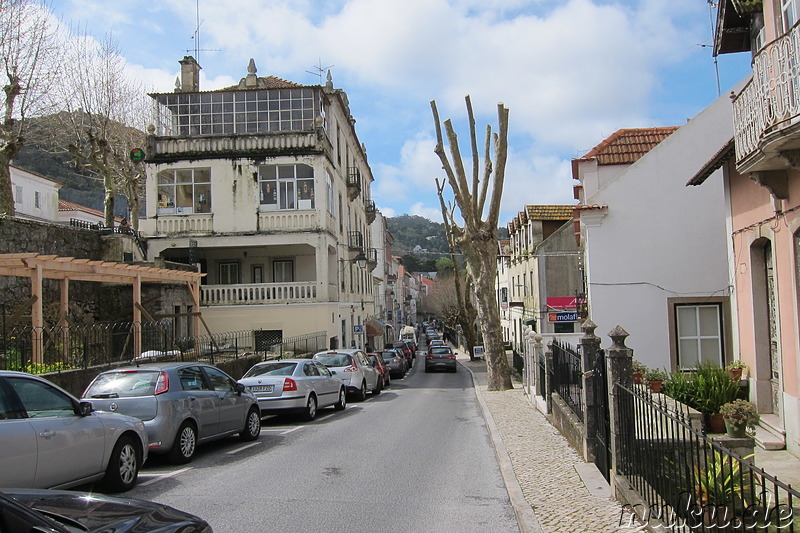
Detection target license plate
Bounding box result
[250,385,273,393]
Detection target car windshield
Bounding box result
[243,362,297,377]
[84,371,160,398]
[314,353,351,367]
[430,347,453,355]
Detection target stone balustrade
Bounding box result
[201,282,319,305]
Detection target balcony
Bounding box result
[365,199,376,224]
[147,131,330,163]
[347,167,361,201]
[201,282,318,306]
[733,23,800,175]
[366,247,378,271]
[155,213,214,235]
[348,230,364,251]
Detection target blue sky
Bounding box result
[50,0,752,225]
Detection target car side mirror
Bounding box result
[235,383,246,394]
[77,401,94,416]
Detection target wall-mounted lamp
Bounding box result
[353,251,367,269]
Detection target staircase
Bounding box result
[754,413,786,450]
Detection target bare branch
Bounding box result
[466,95,479,215]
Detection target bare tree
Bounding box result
[0,0,59,215]
[53,33,147,228]
[431,96,512,390]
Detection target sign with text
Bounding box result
[548,312,578,323]
[547,297,577,310]
[473,346,485,358]
[353,324,364,334]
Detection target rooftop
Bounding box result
[525,205,574,221]
[579,127,679,166]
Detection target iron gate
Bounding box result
[592,348,611,481]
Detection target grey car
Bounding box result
[312,350,381,400]
[424,346,458,373]
[82,362,261,464]
[380,349,407,378]
[0,371,148,492]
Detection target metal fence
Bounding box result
[537,352,547,400]
[512,349,524,377]
[617,382,800,531]
[551,339,584,421]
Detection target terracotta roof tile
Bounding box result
[580,127,678,166]
[525,205,574,221]
[58,200,103,217]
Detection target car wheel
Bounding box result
[168,421,197,464]
[240,406,261,441]
[372,378,382,395]
[301,394,318,421]
[356,381,367,401]
[102,435,140,493]
[334,387,347,411]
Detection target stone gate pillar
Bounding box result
[606,325,633,499]
[579,319,601,462]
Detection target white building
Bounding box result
[10,165,61,222]
[140,57,377,349]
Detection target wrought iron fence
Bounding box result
[537,352,547,400]
[551,339,584,421]
[616,382,800,531]
[512,349,524,377]
[263,331,328,359]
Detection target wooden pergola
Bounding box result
[0,253,205,363]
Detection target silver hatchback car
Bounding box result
[312,350,381,401]
[82,362,261,464]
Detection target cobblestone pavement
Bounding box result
[458,354,638,533]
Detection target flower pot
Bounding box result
[729,368,743,381]
[633,372,643,385]
[724,419,748,438]
[706,413,726,434]
[649,379,663,393]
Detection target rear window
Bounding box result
[313,353,351,367]
[243,362,297,377]
[430,347,453,355]
[84,371,160,398]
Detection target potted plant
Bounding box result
[726,361,747,381]
[720,399,760,438]
[645,368,667,393]
[632,360,647,385]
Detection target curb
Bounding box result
[461,361,544,533]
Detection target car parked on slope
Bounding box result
[82,362,261,465]
[392,341,414,368]
[239,359,345,420]
[380,349,407,378]
[0,371,148,492]
[425,346,458,373]
[312,350,381,400]
[368,352,391,389]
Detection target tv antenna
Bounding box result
[306,59,334,84]
[185,0,220,62]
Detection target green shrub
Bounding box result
[662,362,744,415]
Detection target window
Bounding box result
[34,191,40,209]
[676,304,723,367]
[157,168,211,215]
[14,185,21,204]
[781,0,799,33]
[219,262,239,285]
[178,367,208,391]
[326,171,335,215]
[273,260,293,282]
[203,366,235,392]
[253,266,263,284]
[7,377,74,418]
[259,164,314,211]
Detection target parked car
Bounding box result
[425,346,458,373]
[428,339,446,348]
[312,350,381,400]
[0,488,212,532]
[392,341,414,368]
[380,349,407,378]
[368,352,391,389]
[82,362,261,465]
[239,359,346,420]
[0,371,148,492]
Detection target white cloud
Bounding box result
[378,206,396,218]
[409,202,443,222]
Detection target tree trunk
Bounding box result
[0,142,20,216]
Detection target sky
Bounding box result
[49,0,752,226]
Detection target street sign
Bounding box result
[548,312,578,323]
[353,324,364,334]
[473,346,485,358]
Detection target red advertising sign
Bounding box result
[546,296,577,310]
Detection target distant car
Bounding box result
[0,371,148,492]
[368,352,391,389]
[239,359,346,420]
[425,346,458,373]
[1,488,212,533]
[82,362,261,465]
[312,350,381,400]
[428,339,446,348]
[392,341,414,368]
[380,349,407,378]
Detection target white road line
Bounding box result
[259,426,302,434]
[280,426,302,435]
[226,442,261,455]
[138,467,192,486]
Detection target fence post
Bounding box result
[545,340,554,413]
[580,319,601,463]
[523,329,536,395]
[606,325,633,499]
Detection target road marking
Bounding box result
[280,426,302,435]
[138,467,192,486]
[260,426,302,435]
[226,442,261,455]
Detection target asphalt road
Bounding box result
[125,357,519,533]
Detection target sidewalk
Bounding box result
[458,353,634,533]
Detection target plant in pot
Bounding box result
[644,368,667,393]
[632,360,647,385]
[693,362,743,433]
[719,399,760,438]
[726,360,747,381]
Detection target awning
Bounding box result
[365,317,386,337]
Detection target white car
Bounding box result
[312,350,382,401]
[0,371,148,492]
[239,359,346,420]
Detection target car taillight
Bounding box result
[343,366,357,372]
[448,354,456,359]
[283,378,297,391]
[425,354,434,360]
[154,372,169,395]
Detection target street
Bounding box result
[124,357,519,533]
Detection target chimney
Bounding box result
[179,56,201,92]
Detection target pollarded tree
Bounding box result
[431,96,512,390]
[0,0,60,216]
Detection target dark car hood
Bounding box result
[3,489,209,532]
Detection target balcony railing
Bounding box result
[733,23,800,164]
[201,282,318,306]
[155,213,214,234]
[348,230,364,251]
[364,199,376,224]
[366,247,378,270]
[147,131,327,162]
[347,167,361,200]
